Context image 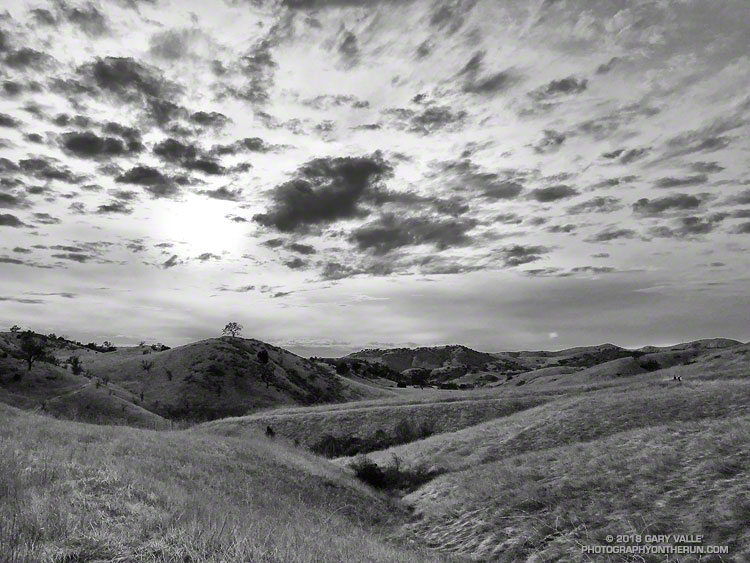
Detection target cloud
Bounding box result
[338,30,359,68]
[0,213,29,227]
[60,131,140,159]
[288,242,316,254]
[0,113,21,128]
[32,212,61,224]
[149,28,203,60]
[654,174,708,188]
[196,252,221,261]
[301,94,368,110]
[435,159,524,200]
[189,111,230,129]
[584,227,638,243]
[97,201,133,214]
[596,56,621,74]
[152,138,225,175]
[632,194,705,216]
[51,253,91,263]
[18,156,85,183]
[724,189,750,206]
[284,257,307,269]
[382,105,467,135]
[567,196,622,214]
[198,186,243,201]
[498,244,551,267]
[730,221,750,234]
[211,136,273,155]
[349,212,477,255]
[116,166,180,198]
[0,296,44,304]
[0,192,31,209]
[648,214,728,239]
[162,254,181,269]
[528,185,578,202]
[254,153,392,233]
[532,129,565,153]
[528,76,587,101]
[689,161,724,173]
[63,3,109,37]
[601,147,650,165]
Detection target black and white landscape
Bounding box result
[1,1,749,562]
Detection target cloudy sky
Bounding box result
[0,0,748,355]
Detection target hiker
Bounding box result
[266,425,275,438]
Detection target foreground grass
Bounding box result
[402,415,750,562]
[0,404,455,563]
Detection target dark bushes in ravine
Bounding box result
[349,455,443,493]
[311,418,434,458]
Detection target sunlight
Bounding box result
[156,195,247,255]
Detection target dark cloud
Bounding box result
[350,212,477,255]
[576,103,660,141]
[198,186,243,201]
[382,106,467,135]
[415,39,431,59]
[730,221,750,234]
[3,48,51,70]
[0,192,31,209]
[302,94,368,110]
[197,252,221,262]
[434,159,524,200]
[457,50,518,96]
[0,296,44,304]
[649,214,728,239]
[601,147,650,164]
[528,185,578,202]
[29,8,57,26]
[546,224,576,233]
[153,138,225,175]
[338,30,359,68]
[211,136,273,156]
[80,56,179,102]
[284,257,307,269]
[288,243,316,255]
[584,227,637,243]
[116,166,179,199]
[659,117,742,161]
[589,176,638,190]
[51,253,91,263]
[596,57,621,75]
[532,129,565,154]
[528,76,587,101]
[18,157,84,184]
[60,131,140,159]
[64,3,109,37]
[24,133,44,144]
[498,244,551,267]
[0,213,29,227]
[494,213,523,225]
[0,113,21,128]
[567,196,622,214]
[724,189,750,206]
[97,201,132,214]
[32,212,61,225]
[632,194,705,216]
[149,28,201,60]
[162,254,181,269]
[254,153,392,233]
[189,111,230,129]
[654,174,708,189]
[222,30,279,105]
[12,247,32,254]
[689,161,724,174]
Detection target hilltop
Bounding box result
[0,332,395,423]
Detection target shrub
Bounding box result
[349,455,443,493]
[640,359,662,372]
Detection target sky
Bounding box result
[0,0,748,356]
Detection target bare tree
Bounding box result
[222,322,243,338]
[10,325,21,333]
[19,332,46,373]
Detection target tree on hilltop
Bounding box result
[222,322,243,338]
[19,331,46,373]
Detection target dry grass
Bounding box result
[202,394,554,450]
[354,380,750,473]
[402,415,750,562]
[0,403,457,563]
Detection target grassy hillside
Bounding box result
[0,403,457,563]
[354,380,750,473]
[402,415,749,562]
[202,393,554,456]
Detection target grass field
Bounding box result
[0,402,458,563]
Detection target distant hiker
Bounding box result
[673,376,677,381]
[266,425,275,438]
[678,376,682,382]
[40,401,47,412]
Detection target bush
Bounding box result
[640,359,662,372]
[349,455,443,493]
